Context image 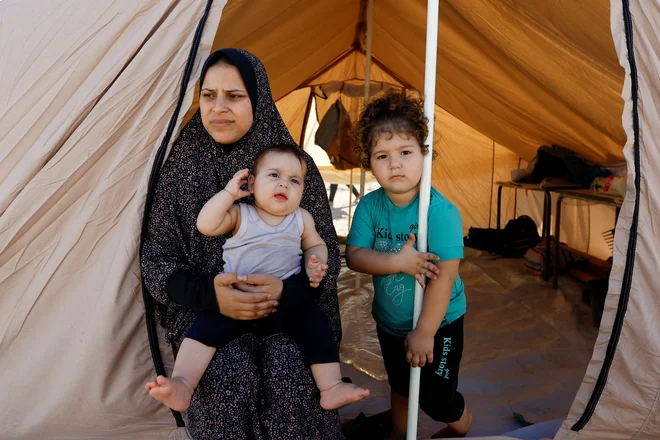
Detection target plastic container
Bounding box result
[590,175,626,196]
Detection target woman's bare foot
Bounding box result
[320,382,370,410]
[145,375,194,412]
[430,411,473,438]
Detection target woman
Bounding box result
[141,48,343,439]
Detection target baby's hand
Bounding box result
[397,234,440,288]
[224,168,251,200]
[306,254,328,288]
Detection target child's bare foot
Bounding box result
[430,411,473,438]
[319,382,370,410]
[145,375,194,412]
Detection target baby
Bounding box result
[146,144,369,412]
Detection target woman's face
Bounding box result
[200,64,254,144]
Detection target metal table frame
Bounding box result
[496,181,575,280]
[552,189,623,288]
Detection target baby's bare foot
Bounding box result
[145,375,194,412]
[320,382,370,410]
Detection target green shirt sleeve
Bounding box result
[346,195,376,249]
[428,200,464,261]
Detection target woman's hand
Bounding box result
[213,273,279,320]
[404,328,435,368]
[396,234,440,288]
[234,274,284,301]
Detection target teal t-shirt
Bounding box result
[346,187,466,337]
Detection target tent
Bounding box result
[0,0,657,438]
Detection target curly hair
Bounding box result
[353,90,435,169]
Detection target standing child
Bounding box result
[146,144,369,412]
[345,92,472,439]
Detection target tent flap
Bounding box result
[556,1,660,438]
[0,0,225,438]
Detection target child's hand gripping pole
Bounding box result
[397,233,440,288]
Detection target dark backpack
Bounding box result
[463,227,502,253]
[500,216,541,257]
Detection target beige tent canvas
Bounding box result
[0,0,657,439]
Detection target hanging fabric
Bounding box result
[315,99,361,170]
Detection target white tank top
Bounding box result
[222,204,304,280]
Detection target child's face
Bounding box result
[369,132,424,204]
[249,151,306,217]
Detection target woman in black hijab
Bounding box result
[141,49,343,439]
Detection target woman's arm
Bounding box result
[165,270,219,313]
[167,271,279,319]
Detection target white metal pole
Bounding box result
[407,0,439,438]
[360,0,374,200]
[355,0,374,292]
[348,168,354,227]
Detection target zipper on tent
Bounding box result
[571,0,641,431]
[139,0,216,428]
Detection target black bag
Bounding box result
[515,145,612,186]
[464,227,502,253]
[500,215,541,257]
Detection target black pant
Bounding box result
[328,184,360,202]
[376,316,465,423]
[186,301,339,365]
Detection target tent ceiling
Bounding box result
[187,0,626,164]
[210,0,359,100]
[372,0,625,162]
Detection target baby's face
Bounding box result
[250,151,306,217]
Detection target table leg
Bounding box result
[553,196,564,289]
[497,185,503,230]
[542,190,552,281]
